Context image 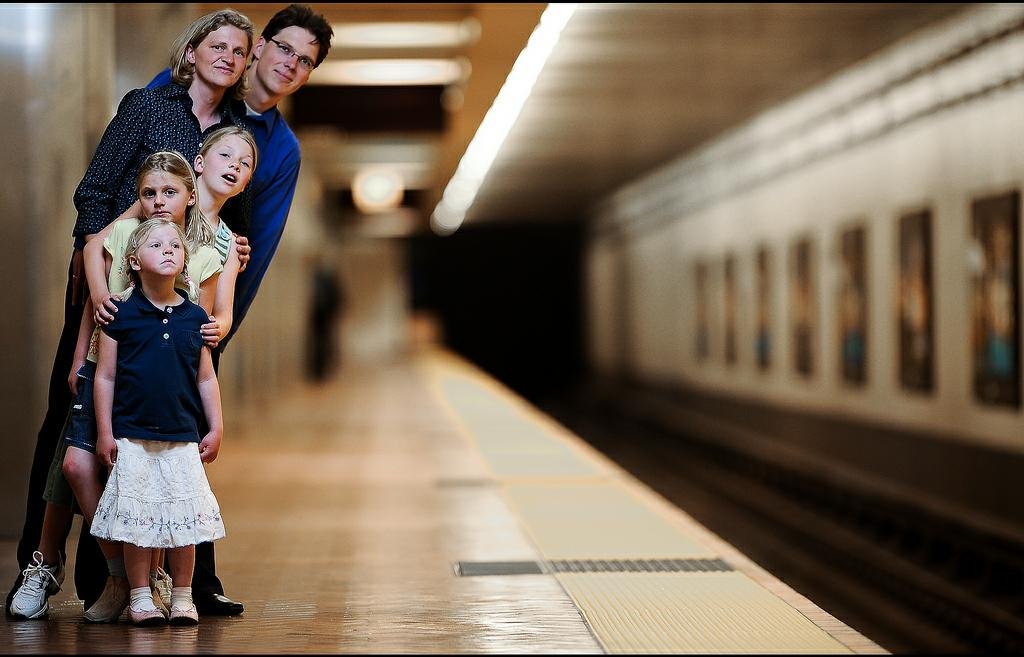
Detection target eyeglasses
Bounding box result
[268,37,316,71]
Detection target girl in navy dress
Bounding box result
[91,218,226,626]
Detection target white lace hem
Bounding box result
[90,438,225,548]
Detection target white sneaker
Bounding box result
[9,551,64,620]
[149,567,172,617]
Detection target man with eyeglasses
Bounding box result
[147,3,333,617]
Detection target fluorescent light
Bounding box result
[333,20,480,49]
[309,58,467,86]
[431,4,577,235]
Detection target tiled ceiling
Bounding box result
[208,3,969,234]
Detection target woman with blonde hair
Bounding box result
[169,8,254,102]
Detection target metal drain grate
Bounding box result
[454,561,545,576]
[454,558,733,576]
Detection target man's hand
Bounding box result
[235,235,251,272]
[201,316,221,349]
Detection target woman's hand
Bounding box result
[92,293,120,326]
[235,235,250,272]
[201,316,222,349]
[199,430,222,463]
[96,434,117,469]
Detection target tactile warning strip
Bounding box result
[504,481,715,559]
[439,376,603,478]
[559,572,852,654]
[427,354,885,654]
[456,558,733,577]
[548,558,732,574]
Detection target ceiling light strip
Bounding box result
[332,21,479,49]
[431,3,578,235]
[310,58,466,86]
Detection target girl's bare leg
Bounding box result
[123,545,152,591]
[150,549,163,572]
[62,446,122,560]
[124,544,165,624]
[166,545,198,624]
[37,503,73,566]
[64,446,132,623]
[167,546,194,588]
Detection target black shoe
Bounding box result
[5,574,23,618]
[194,592,244,616]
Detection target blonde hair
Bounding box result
[200,125,259,176]
[122,219,192,298]
[169,9,254,101]
[135,150,215,252]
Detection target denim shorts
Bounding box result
[42,361,97,507]
[63,361,98,452]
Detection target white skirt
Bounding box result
[90,438,225,548]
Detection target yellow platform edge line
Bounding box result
[418,349,888,655]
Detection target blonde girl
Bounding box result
[7,152,223,625]
[78,151,223,621]
[91,218,226,626]
[193,125,259,348]
[140,127,257,610]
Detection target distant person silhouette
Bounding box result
[308,259,344,381]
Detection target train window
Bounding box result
[724,254,737,365]
[756,247,771,371]
[898,210,934,393]
[791,237,815,377]
[839,225,868,385]
[970,191,1021,408]
[695,260,710,362]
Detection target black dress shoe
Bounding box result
[195,593,244,616]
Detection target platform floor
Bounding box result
[0,349,886,653]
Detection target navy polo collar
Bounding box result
[129,288,190,316]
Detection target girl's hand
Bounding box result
[235,235,250,272]
[201,316,221,349]
[67,358,86,395]
[92,293,121,326]
[96,435,117,469]
[199,430,222,463]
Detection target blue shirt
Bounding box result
[101,290,207,443]
[149,70,302,349]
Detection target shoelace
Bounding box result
[21,551,60,591]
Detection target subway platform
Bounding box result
[0,348,885,653]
